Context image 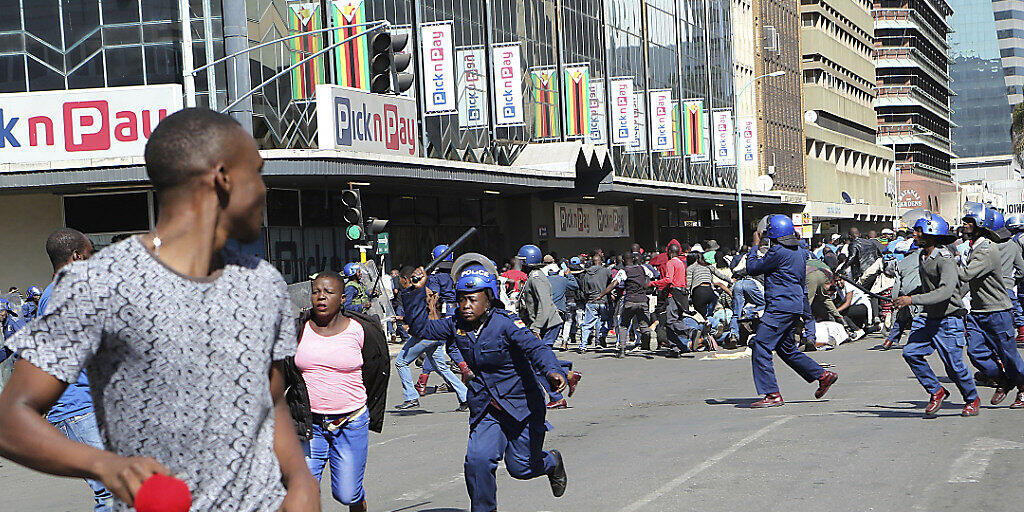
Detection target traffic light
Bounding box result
[369,28,414,94]
[365,218,389,237]
[341,189,365,241]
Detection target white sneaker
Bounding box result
[852,329,866,341]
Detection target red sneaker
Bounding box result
[815,371,838,399]
[1016,326,1024,344]
[924,387,948,418]
[961,398,980,417]
[566,371,582,398]
[881,338,895,350]
[415,373,429,396]
[1011,390,1024,409]
[547,399,568,409]
[750,393,784,408]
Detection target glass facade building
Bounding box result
[949,0,1014,159]
[1,0,736,190]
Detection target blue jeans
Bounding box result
[303,410,369,505]
[730,278,765,338]
[1010,288,1024,328]
[902,315,978,401]
[557,303,578,346]
[395,336,468,402]
[579,302,608,350]
[51,412,112,512]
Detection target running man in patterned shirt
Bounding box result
[0,108,320,511]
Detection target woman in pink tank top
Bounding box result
[294,271,370,512]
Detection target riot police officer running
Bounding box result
[745,215,838,408]
[400,256,571,512]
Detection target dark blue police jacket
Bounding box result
[745,243,810,315]
[402,286,562,424]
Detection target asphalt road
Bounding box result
[4,334,1024,512]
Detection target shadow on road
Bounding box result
[704,398,829,408]
[389,502,467,512]
[840,401,969,419]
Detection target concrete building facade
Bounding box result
[802,0,897,233]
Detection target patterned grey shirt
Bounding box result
[6,237,297,511]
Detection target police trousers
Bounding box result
[751,311,824,395]
[465,406,557,512]
[966,309,1024,388]
[902,315,978,401]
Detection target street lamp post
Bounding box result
[734,70,786,247]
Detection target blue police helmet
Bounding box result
[27,286,41,298]
[456,264,500,299]
[764,214,796,239]
[343,263,360,277]
[431,244,453,262]
[517,244,543,266]
[913,214,956,242]
[962,201,995,229]
[1006,212,1024,232]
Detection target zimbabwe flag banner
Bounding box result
[331,0,369,91]
[562,64,590,138]
[288,2,324,100]
[531,67,560,139]
[683,99,706,159]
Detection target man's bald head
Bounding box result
[144,108,246,195]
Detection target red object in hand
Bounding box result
[134,474,192,512]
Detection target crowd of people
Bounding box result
[1,106,1023,512]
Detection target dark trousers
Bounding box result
[618,301,651,350]
[751,311,825,395]
[465,406,556,512]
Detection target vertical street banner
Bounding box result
[712,109,735,165]
[588,79,606,145]
[288,2,324,100]
[331,0,369,91]
[739,116,758,166]
[662,101,682,158]
[492,43,524,126]
[531,66,559,139]
[456,46,487,129]
[682,99,706,160]
[609,77,634,145]
[648,89,673,152]
[562,63,590,138]
[627,90,646,153]
[420,21,457,115]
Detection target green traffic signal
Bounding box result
[346,224,364,240]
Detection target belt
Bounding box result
[312,405,367,432]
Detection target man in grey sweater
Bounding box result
[960,208,1024,407]
[893,214,980,418]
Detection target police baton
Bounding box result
[423,227,480,275]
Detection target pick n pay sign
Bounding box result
[0,84,183,167]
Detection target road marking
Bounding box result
[620,416,792,512]
[374,433,416,447]
[948,437,1024,483]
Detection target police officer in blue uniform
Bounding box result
[893,214,981,418]
[400,255,570,512]
[342,262,371,313]
[746,214,838,408]
[20,286,41,319]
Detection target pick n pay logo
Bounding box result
[63,101,110,152]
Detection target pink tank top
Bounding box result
[294,319,366,414]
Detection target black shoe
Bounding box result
[456,401,470,412]
[395,400,420,410]
[548,449,567,497]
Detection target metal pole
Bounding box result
[223,0,253,132]
[220,23,387,114]
[179,0,197,107]
[201,0,217,109]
